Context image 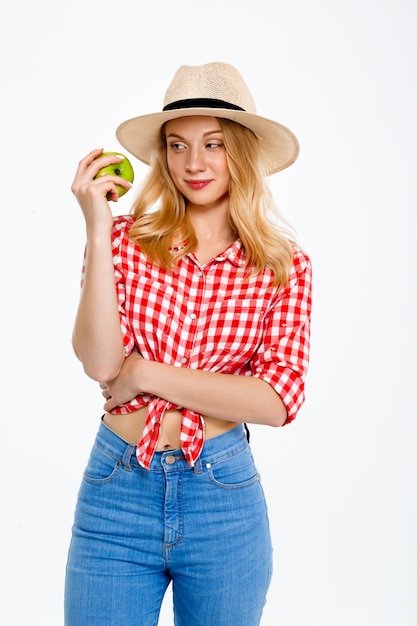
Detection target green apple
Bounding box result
[94,151,134,198]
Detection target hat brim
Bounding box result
[116,108,299,175]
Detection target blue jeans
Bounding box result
[65,420,273,625]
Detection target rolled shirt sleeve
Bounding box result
[111,224,136,357]
[251,247,312,423]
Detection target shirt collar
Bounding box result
[212,238,245,266]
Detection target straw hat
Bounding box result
[116,62,299,175]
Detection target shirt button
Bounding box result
[189,312,197,320]
[165,455,176,465]
[196,270,203,277]
[180,357,187,364]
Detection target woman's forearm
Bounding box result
[72,234,125,381]
[140,359,287,427]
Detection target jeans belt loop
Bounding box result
[193,457,202,474]
[122,444,136,471]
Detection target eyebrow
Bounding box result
[166,129,223,140]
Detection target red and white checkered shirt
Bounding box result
[82,215,312,469]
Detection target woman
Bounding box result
[65,62,312,626]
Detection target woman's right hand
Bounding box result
[71,149,132,234]
[100,350,145,412]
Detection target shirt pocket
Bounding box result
[124,274,181,345]
[204,299,267,366]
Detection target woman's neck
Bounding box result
[186,196,233,239]
[185,208,235,265]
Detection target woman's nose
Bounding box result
[185,149,206,172]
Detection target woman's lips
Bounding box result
[185,179,212,190]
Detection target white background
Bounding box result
[1,1,416,624]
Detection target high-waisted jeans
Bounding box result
[64,420,273,625]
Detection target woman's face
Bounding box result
[165,116,230,208]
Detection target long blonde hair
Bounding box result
[128,118,295,287]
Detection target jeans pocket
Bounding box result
[207,446,259,490]
[83,442,123,485]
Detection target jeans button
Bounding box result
[165,454,176,465]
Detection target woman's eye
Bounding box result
[170,142,186,150]
[206,142,222,149]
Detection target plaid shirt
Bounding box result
[84,215,312,469]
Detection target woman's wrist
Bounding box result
[136,357,161,396]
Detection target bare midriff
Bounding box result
[103,407,237,450]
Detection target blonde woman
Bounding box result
[65,62,312,626]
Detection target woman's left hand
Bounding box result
[100,351,144,411]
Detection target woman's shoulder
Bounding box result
[112,213,135,234]
[290,242,311,273]
[110,214,142,262]
[110,214,135,245]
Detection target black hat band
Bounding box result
[163,98,245,112]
